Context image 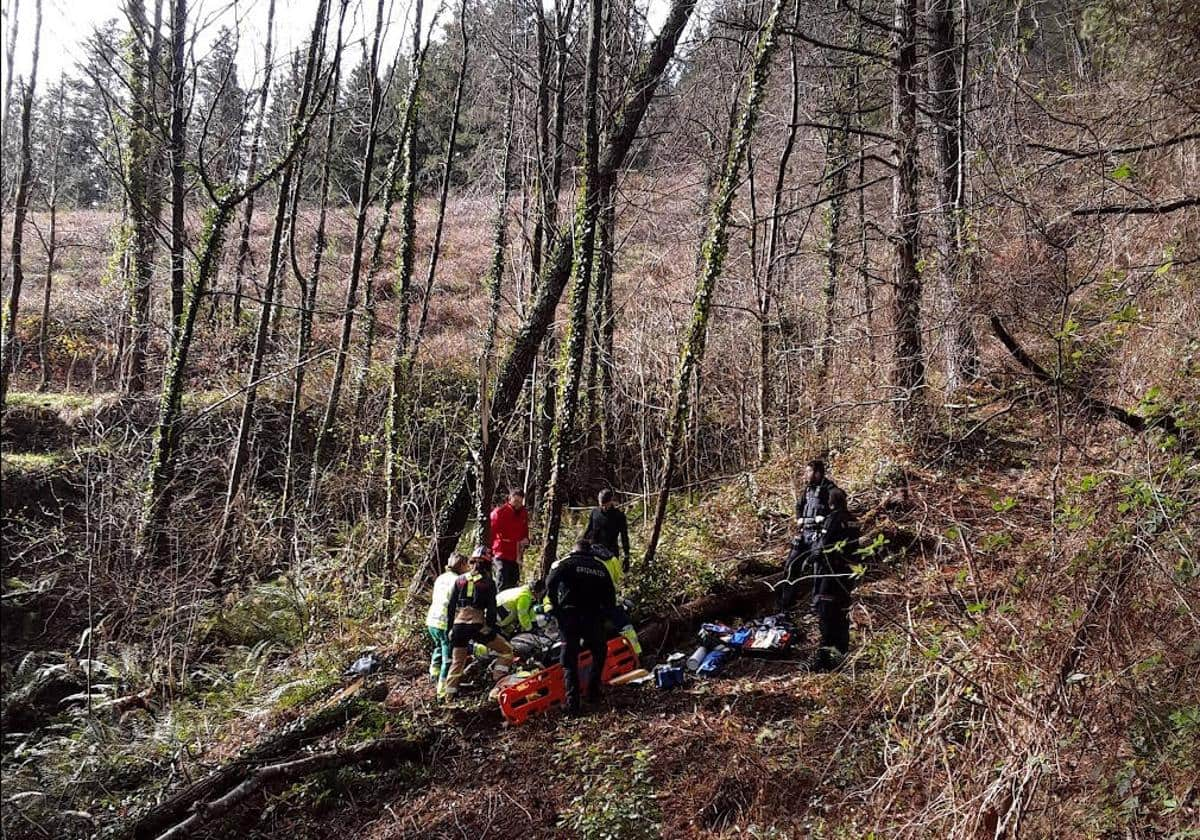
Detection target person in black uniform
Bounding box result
[583,488,630,575]
[778,460,839,612]
[546,539,616,715]
[807,487,858,671]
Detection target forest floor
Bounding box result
[13,373,1186,840]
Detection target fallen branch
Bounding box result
[122,680,384,840]
[989,315,1190,450]
[154,732,433,840]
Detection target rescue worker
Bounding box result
[546,539,616,716]
[778,459,840,612]
[496,578,547,635]
[443,546,514,702]
[489,488,530,592]
[805,487,858,672]
[427,552,471,698]
[583,489,630,577]
[588,543,642,655]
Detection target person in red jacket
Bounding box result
[489,488,530,591]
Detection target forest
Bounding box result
[0,0,1197,836]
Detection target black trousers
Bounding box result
[815,598,850,666]
[777,538,814,611]
[493,558,519,593]
[558,610,607,709]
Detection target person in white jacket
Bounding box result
[427,553,470,698]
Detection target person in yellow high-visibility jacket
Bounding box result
[496,578,547,635]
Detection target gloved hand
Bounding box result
[534,612,549,629]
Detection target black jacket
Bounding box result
[445,570,499,628]
[547,551,616,615]
[811,508,858,606]
[583,506,630,560]
[796,478,838,538]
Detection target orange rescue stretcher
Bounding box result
[497,637,640,725]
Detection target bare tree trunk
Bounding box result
[230,0,276,328]
[757,10,801,463]
[0,0,40,412]
[419,0,698,585]
[529,0,574,512]
[308,0,387,504]
[889,0,925,428]
[595,190,617,473]
[382,0,431,578]
[36,81,64,392]
[539,0,606,574]
[167,0,187,343]
[282,21,344,520]
[473,87,516,545]
[120,0,159,393]
[928,0,978,392]
[855,0,874,369]
[818,106,850,388]
[216,1,330,565]
[1,0,18,167]
[137,5,333,561]
[642,0,787,567]
[412,0,469,358]
[347,9,441,440]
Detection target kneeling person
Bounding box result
[547,539,616,715]
[496,578,547,636]
[443,547,514,701]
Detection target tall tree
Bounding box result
[755,3,802,462]
[383,0,432,573]
[642,0,788,566]
[230,0,276,327]
[420,0,698,582]
[307,0,388,504]
[119,0,160,393]
[890,0,926,426]
[411,0,469,357]
[167,0,188,341]
[0,0,41,412]
[193,26,245,186]
[282,16,345,519]
[928,0,978,391]
[538,0,606,573]
[818,85,851,388]
[35,77,66,392]
[137,2,334,560]
[472,80,516,545]
[216,5,331,560]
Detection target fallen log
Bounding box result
[154,732,434,840]
[119,679,385,840]
[637,573,784,653]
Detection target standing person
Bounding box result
[778,459,839,612]
[490,488,530,592]
[583,488,631,580]
[443,547,514,702]
[426,552,470,699]
[806,487,858,672]
[546,539,616,716]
